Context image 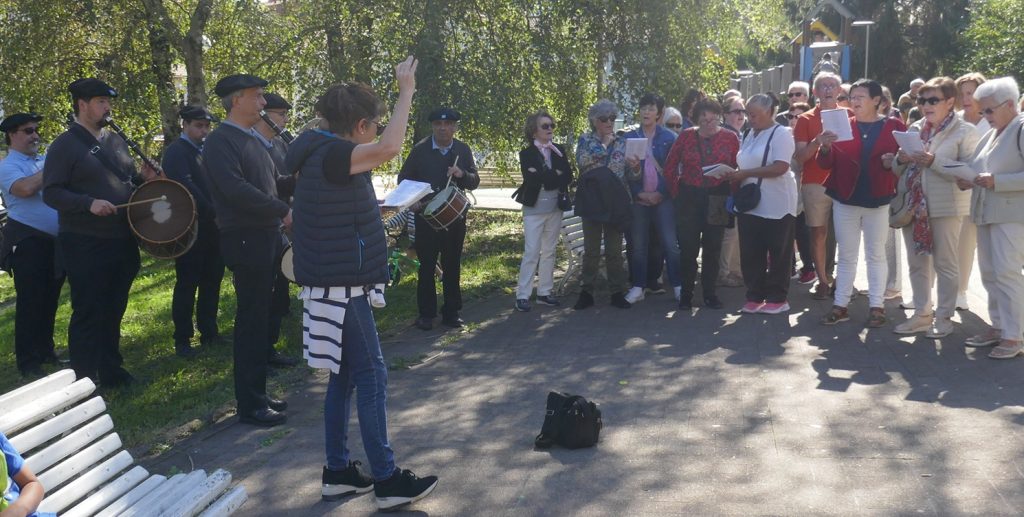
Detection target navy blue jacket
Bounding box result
[162,136,214,220]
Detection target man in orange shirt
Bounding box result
[793,72,846,298]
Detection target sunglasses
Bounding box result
[369,119,386,136]
[665,123,683,129]
[836,95,849,102]
[917,96,944,106]
[981,101,1008,116]
[596,115,617,123]
[785,113,802,120]
[540,122,556,130]
[17,127,39,135]
[787,92,805,98]
[726,109,747,115]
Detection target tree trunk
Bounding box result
[141,0,180,148]
[412,0,447,142]
[184,0,214,107]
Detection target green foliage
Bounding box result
[959,0,1024,78]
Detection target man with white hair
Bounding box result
[776,81,810,125]
[898,78,926,120]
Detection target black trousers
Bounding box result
[220,227,281,414]
[10,234,64,373]
[674,194,725,300]
[267,238,291,356]
[414,214,465,320]
[60,233,139,384]
[172,219,224,344]
[737,214,795,303]
[794,212,814,273]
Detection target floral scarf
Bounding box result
[906,111,955,255]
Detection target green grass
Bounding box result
[0,210,523,452]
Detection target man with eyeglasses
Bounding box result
[776,81,810,126]
[399,107,480,331]
[204,74,293,427]
[0,113,65,378]
[793,72,850,300]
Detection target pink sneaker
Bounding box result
[798,270,816,284]
[759,301,791,314]
[741,301,764,314]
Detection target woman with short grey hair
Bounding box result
[957,77,1024,358]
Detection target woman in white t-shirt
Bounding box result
[726,94,798,314]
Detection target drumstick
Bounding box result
[446,155,460,189]
[114,195,167,209]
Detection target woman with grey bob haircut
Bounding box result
[956,76,1024,359]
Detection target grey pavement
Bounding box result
[144,235,1024,516]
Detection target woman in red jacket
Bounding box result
[816,78,907,328]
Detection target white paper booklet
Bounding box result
[702,163,736,179]
[625,138,648,160]
[940,163,979,182]
[893,131,925,154]
[820,109,853,142]
[382,180,432,210]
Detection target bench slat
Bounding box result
[0,369,76,415]
[37,449,133,514]
[161,469,233,517]
[95,474,167,517]
[7,397,107,455]
[119,472,188,517]
[148,470,208,516]
[62,465,149,517]
[197,486,249,517]
[0,378,96,435]
[37,433,123,492]
[25,415,114,474]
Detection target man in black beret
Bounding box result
[203,74,290,426]
[41,77,158,387]
[398,107,479,330]
[253,92,299,369]
[162,105,224,359]
[0,112,66,377]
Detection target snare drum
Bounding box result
[127,178,197,259]
[421,185,470,231]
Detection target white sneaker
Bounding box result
[926,317,954,338]
[893,313,933,334]
[673,286,682,301]
[624,286,645,304]
[956,292,969,311]
[884,288,901,300]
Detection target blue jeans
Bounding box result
[324,295,396,481]
[629,200,681,288]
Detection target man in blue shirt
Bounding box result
[162,106,223,358]
[0,113,65,378]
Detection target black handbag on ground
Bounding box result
[534,391,602,449]
[731,125,780,214]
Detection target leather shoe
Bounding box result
[415,317,434,330]
[268,351,299,368]
[41,352,69,366]
[175,342,200,359]
[441,316,465,328]
[200,335,229,347]
[264,396,288,412]
[19,365,45,378]
[101,370,135,389]
[703,296,724,309]
[239,407,287,427]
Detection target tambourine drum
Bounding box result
[280,244,296,283]
[421,185,470,231]
[127,178,197,259]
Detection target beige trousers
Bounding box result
[976,222,1024,340]
[903,216,964,318]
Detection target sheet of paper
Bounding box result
[820,109,853,142]
[893,131,925,154]
[702,163,736,180]
[625,138,648,161]
[382,179,432,210]
[941,163,978,182]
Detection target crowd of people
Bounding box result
[512,72,1024,360]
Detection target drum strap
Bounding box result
[69,124,135,184]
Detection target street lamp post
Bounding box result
[852,20,876,78]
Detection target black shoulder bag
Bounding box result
[695,132,734,227]
[534,391,603,449]
[731,125,779,214]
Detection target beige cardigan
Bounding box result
[969,114,1024,226]
[893,115,981,218]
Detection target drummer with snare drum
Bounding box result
[398,107,479,331]
[42,78,158,388]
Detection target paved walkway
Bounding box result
[146,238,1024,516]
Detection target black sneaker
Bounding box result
[322,462,374,501]
[609,292,632,309]
[573,291,594,310]
[375,468,438,512]
[535,294,560,306]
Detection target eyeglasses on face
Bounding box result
[539,122,556,130]
[917,96,944,106]
[17,127,39,135]
[980,100,1010,116]
[596,115,616,123]
[787,92,805,98]
[837,95,849,102]
[785,113,802,120]
[665,123,683,129]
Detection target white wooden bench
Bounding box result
[0,369,247,516]
[556,212,629,295]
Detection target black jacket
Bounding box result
[573,166,632,230]
[162,137,214,221]
[515,143,573,207]
[202,123,289,230]
[398,137,480,191]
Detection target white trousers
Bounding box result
[886,228,902,291]
[833,203,889,308]
[958,217,977,295]
[902,215,964,319]
[976,222,1024,340]
[719,225,741,276]
[516,210,562,299]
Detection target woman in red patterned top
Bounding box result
[664,98,740,310]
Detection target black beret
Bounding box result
[214,74,268,97]
[68,78,118,100]
[428,107,461,122]
[0,112,43,132]
[178,106,213,121]
[262,93,292,111]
